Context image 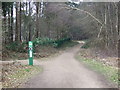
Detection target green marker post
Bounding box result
[29,41,33,65]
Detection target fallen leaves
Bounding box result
[2,62,42,88]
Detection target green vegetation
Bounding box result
[81,42,90,49]
[81,39,92,49]
[76,55,119,85]
[4,37,69,53]
[2,2,119,61]
[3,37,77,60]
[5,37,71,53]
[2,2,119,88]
[33,37,53,46]
[53,38,71,48]
[33,37,71,48]
[5,41,27,53]
[59,40,79,49]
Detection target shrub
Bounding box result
[33,37,54,46]
[5,37,71,53]
[33,37,71,48]
[53,38,71,48]
[81,40,91,49]
[5,41,27,53]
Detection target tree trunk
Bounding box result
[26,2,28,41]
[10,4,13,42]
[29,2,31,41]
[36,2,39,38]
[3,14,6,44]
[15,2,20,42]
[8,9,11,43]
[26,2,27,15]
[118,2,120,37]
[20,2,22,42]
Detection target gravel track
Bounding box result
[22,44,116,88]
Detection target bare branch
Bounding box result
[62,6,103,25]
[59,4,105,39]
[97,24,104,38]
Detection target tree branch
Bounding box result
[62,6,103,25]
[59,5,105,38]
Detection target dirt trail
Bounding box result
[22,44,116,88]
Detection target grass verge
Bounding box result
[75,55,119,85]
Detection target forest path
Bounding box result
[22,43,115,88]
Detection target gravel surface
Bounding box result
[22,44,116,88]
